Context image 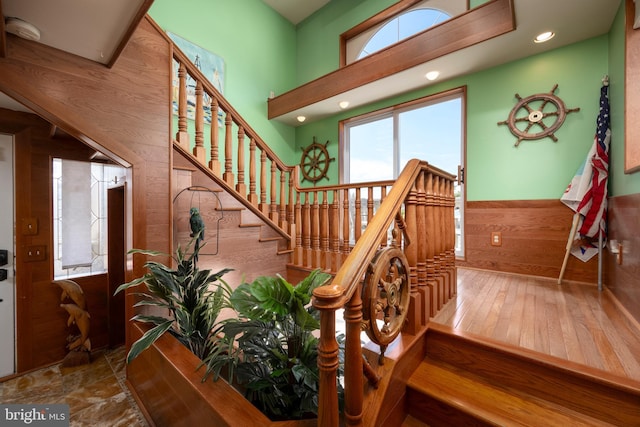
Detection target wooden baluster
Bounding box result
[439,176,448,309]
[354,189,362,242]
[433,175,444,311]
[313,286,342,427]
[303,192,311,267]
[294,191,302,265]
[270,160,278,223]
[342,189,350,264]
[288,172,296,230]
[175,62,189,149]
[208,98,220,175]
[380,185,388,247]
[444,178,455,300]
[193,81,206,163]
[223,112,234,186]
[367,186,374,233]
[403,180,420,335]
[344,292,364,426]
[259,150,268,215]
[425,172,437,318]
[312,191,321,268]
[236,126,246,196]
[248,138,257,205]
[279,170,287,229]
[447,179,457,296]
[321,190,329,270]
[330,190,341,273]
[416,171,428,327]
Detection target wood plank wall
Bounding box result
[458,200,598,284]
[0,17,172,371]
[606,194,640,324]
[0,110,112,369]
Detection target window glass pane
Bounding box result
[358,8,451,60]
[398,9,449,39]
[348,117,394,182]
[398,97,461,175]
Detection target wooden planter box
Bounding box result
[126,323,317,427]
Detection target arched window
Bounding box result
[342,0,467,65]
[358,8,451,60]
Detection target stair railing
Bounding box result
[172,47,297,243]
[312,160,456,427]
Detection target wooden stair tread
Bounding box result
[407,360,618,427]
[239,223,262,228]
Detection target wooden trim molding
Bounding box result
[268,0,514,119]
[106,0,154,68]
[625,0,640,173]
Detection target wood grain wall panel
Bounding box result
[458,200,598,283]
[606,194,640,324]
[0,17,172,371]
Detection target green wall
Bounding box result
[298,35,609,201]
[149,0,299,164]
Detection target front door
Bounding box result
[0,134,15,377]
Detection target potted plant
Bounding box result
[115,236,232,363]
[203,269,344,420]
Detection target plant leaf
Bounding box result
[126,319,174,364]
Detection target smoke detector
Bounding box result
[5,17,41,41]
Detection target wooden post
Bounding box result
[208,97,220,175]
[247,138,257,205]
[193,81,206,163]
[223,112,234,186]
[175,62,189,148]
[236,126,246,196]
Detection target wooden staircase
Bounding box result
[173,146,291,286]
[404,323,640,426]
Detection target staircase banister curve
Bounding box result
[312,159,456,427]
[171,46,294,173]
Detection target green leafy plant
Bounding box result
[115,237,232,364]
[203,269,342,420]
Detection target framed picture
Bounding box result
[168,32,225,125]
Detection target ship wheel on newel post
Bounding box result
[498,84,580,147]
[300,136,335,185]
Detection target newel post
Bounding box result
[313,284,343,427]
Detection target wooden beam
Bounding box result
[0,0,6,58]
[106,0,155,68]
[268,0,515,120]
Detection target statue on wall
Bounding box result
[53,279,91,367]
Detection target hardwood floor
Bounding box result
[432,267,640,383]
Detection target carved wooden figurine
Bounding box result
[53,279,91,367]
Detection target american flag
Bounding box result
[560,84,610,262]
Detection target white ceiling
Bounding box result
[0,0,624,124]
[261,0,330,25]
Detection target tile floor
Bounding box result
[0,347,148,426]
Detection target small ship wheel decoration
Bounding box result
[300,136,335,184]
[498,84,580,147]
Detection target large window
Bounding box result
[52,159,125,279]
[342,89,465,256]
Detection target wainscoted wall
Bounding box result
[458,200,598,284]
[606,194,640,324]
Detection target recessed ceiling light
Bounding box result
[425,71,440,81]
[534,31,555,43]
[339,101,349,109]
[297,115,306,123]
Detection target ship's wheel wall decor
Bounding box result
[498,84,580,147]
[300,136,335,185]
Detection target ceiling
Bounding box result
[0,0,624,123]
